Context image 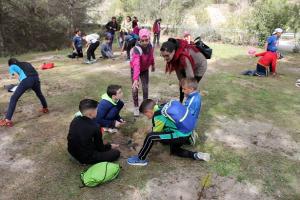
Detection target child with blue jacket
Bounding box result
[181,78,202,145]
[181,78,202,119]
[95,85,125,133]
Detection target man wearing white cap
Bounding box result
[265,28,283,52]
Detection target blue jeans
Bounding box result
[6,76,47,120]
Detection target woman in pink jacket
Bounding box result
[130,29,155,116]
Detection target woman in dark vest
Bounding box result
[0,58,48,127]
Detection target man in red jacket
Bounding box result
[254,51,280,76]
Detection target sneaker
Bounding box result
[0,119,13,127]
[127,155,148,166]
[91,59,97,63]
[194,152,210,162]
[103,128,118,133]
[40,108,49,114]
[133,107,140,117]
[84,60,92,64]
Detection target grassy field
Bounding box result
[0,43,299,200]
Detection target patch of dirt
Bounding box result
[0,129,36,173]
[207,116,300,161]
[124,169,272,200]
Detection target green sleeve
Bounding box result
[153,116,166,132]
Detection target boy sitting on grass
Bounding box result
[67,99,120,164]
[127,99,210,166]
[96,85,126,133]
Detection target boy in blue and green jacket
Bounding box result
[127,99,210,166]
[95,85,125,132]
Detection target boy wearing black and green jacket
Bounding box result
[127,99,210,166]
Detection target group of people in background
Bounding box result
[69,16,163,63]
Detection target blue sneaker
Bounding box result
[127,155,148,166]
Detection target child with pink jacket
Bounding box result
[130,29,155,116]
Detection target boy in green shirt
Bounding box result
[127,99,210,166]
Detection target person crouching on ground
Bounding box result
[95,85,125,133]
[71,30,83,58]
[67,99,120,164]
[127,99,210,166]
[82,33,100,64]
[0,58,49,127]
[101,36,114,59]
[181,78,202,144]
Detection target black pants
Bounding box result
[86,149,120,164]
[5,76,47,120]
[76,47,83,58]
[255,64,269,76]
[87,41,100,61]
[179,76,202,103]
[138,132,195,160]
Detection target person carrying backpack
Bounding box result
[0,58,49,127]
[160,38,207,102]
[127,99,210,166]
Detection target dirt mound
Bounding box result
[207,116,300,161]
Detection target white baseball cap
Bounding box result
[273,28,283,34]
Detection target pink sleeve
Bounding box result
[131,53,141,81]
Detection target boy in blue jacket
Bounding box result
[96,85,125,133]
[181,78,202,119]
[181,78,202,144]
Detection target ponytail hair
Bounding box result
[160,38,178,53]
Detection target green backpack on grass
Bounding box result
[80,162,120,187]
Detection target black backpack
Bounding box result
[194,37,212,59]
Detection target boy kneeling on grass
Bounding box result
[127,99,210,166]
[96,85,126,133]
[68,99,120,164]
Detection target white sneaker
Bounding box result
[91,59,97,63]
[194,152,210,162]
[103,128,118,133]
[133,107,140,117]
[84,60,92,64]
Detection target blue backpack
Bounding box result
[160,100,197,133]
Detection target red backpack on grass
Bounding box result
[41,63,54,70]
